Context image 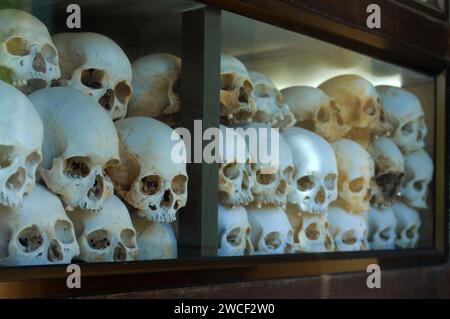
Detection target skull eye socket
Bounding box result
[171,78,181,97]
[305,223,320,240]
[379,228,392,241]
[406,226,416,239]
[172,175,187,195]
[226,228,242,247]
[17,225,43,253]
[55,220,74,244]
[297,175,316,191]
[141,175,161,195]
[363,99,376,116]
[0,146,13,168]
[413,180,424,191]
[65,157,91,178]
[114,81,132,104]
[324,174,337,190]
[41,44,58,65]
[220,74,235,91]
[349,177,365,193]
[342,230,357,245]
[401,122,414,136]
[276,93,284,107]
[283,166,294,180]
[81,68,105,89]
[264,232,281,250]
[87,229,111,250]
[222,163,240,180]
[253,84,270,98]
[6,37,30,56]
[256,169,277,185]
[120,229,136,249]
[26,151,41,168]
[317,107,330,123]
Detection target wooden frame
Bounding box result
[0,0,448,298]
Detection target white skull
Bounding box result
[285,204,334,253]
[368,205,397,250]
[132,214,177,260]
[247,205,294,255]
[400,149,433,209]
[218,125,254,206]
[0,185,79,266]
[218,204,253,256]
[107,117,188,223]
[282,127,338,214]
[392,201,421,249]
[332,139,375,214]
[128,54,181,121]
[281,86,351,141]
[68,195,138,262]
[368,137,405,208]
[236,123,294,207]
[0,81,43,208]
[249,71,295,130]
[29,87,120,212]
[328,205,369,251]
[52,32,133,120]
[376,86,427,153]
[220,54,256,124]
[0,9,60,94]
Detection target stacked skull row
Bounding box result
[0,9,185,266]
[217,54,433,255]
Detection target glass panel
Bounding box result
[218,11,435,256]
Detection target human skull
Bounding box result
[107,117,188,223]
[218,125,254,206]
[0,185,79,266]
[282,127,338,214]
[128,54,181,121]
[247,205,293,255]
[332,139,375,214]
[0,81,43,208]
[249,71,295,130]
[368,137,405,208]
[236,123,294,207]
[0,9,60,94]
[392,201,421,249]
[328,205,369,251]
[281,86,351,141]
[285,204,334,253]
[52,32,133,120]
[376,86,427,153]
[400,149,433,209]
[132,214,177,260]
[29,87,119,212]
[218,204,253,256]
[220,54,256,124]
[68,195,138,262]
[368,205,397,250]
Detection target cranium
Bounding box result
[29,87,119,212]
[0,9,60,94]
[220,54,256,124]
[328,205,369,251]
[368,137,405,208]
[392,201,421,249]
[285,204,334,253]
[247,205,294,255]
[376,86,427,153]
[249,71,295,130]
[0,81,43,208]
[132,214,177,260]
[0,185,79,266]
[218,204,253,256]
[107,117,188,223]
[281,86,351,141]
[282,127,338,214]
[69,195,138,262]
[368,205,397,250]
[332,139,375,214]
[128,54,181,122]
[400,148,433,209]
[52,32,133,120]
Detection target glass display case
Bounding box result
[0,0,447,297]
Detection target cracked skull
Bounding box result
[392,201,421,249]
[0,185,79,266]
[368,205,397,250]
[29,87,119,211]
[52,32,133,120]
[0,81,43,208]
[107,117,188,223]
[68,195,138,262]
[218,204,253,257]
[0,9,60,95]
[282,127,338,214]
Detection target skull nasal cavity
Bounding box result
[315,187,325,204]
[238,87,249,103]
[47,239,63,261]
[32,52,46,73]
[113,242,127,261]
[99,89,115,111]
[160,189,173,208]
[6,168,25,190]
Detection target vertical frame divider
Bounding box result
[179,6,221,258]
